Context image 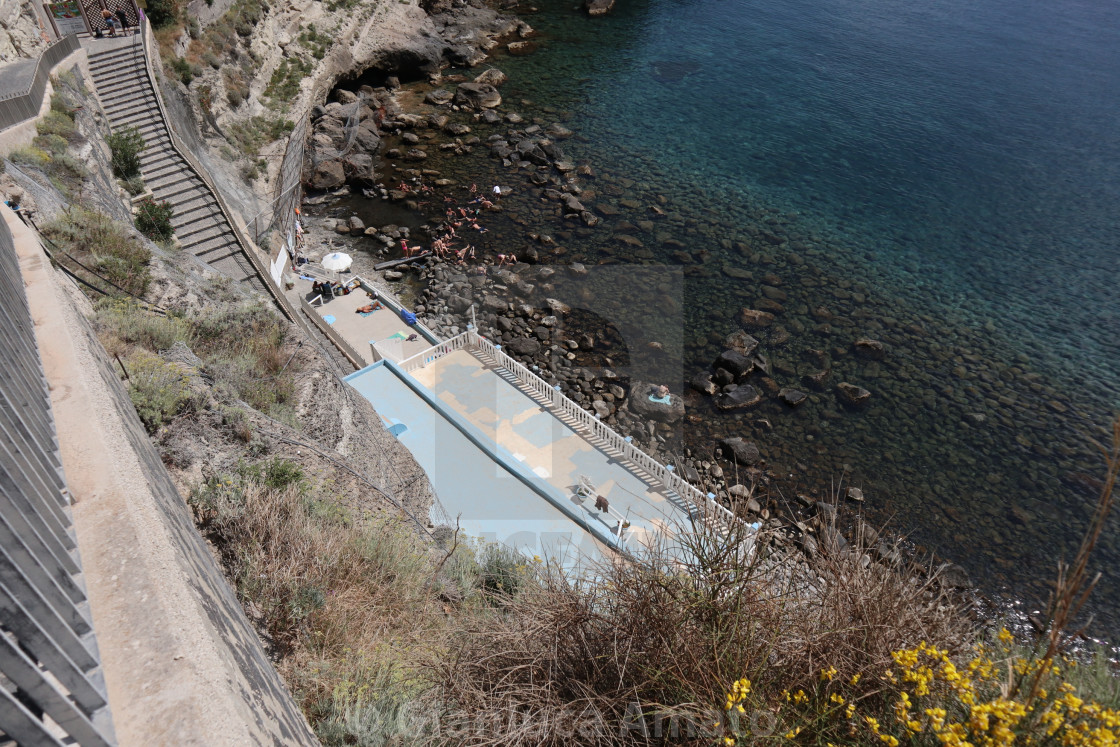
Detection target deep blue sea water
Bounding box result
[345,0,1120,629]
[482,0,1120,630]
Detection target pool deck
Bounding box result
[409,347,695,551]
[293,275,433,365]
[345,361,611,566]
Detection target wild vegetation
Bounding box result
[134,196,175,242]
[10,87,86,197]
[188,418,1120,746]
[41,207,152,297]
[96,299,300,431]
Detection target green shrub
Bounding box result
[107,125,146,180]
[167,56,198,85]
[126,352,193,432]
[261,458,304,491]
[121,174,146,196]
[146,0,180,29]
[42,209,151,296]
[95,299,190,351]
[226,115,294,157]
[37,109,78,142]
[478,543,528,596]
[135,197,174,242]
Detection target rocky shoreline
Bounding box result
[288,4,982,601]
[289,0,1119,634]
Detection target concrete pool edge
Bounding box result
[344,359,629,553]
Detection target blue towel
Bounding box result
[400,309,417,325]
[358,310,375,317]
[648,394,672,404]
[323,315,336,325]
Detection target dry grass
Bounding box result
[430,510,972,745]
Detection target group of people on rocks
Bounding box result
[397,180,509,268]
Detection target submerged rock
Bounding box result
[836,382,872,408]
[721,437,761,465]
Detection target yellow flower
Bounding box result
[850,673,861,685]
[821,666,838,682]
[831,693,846,705]
[997,628,1014,645]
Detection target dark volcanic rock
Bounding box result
[836,382,872,408]
[778,388,808,408]
[724,331,760,356]
[721,437,761,465]
[454,82,502,109]
[715,385,763,410]
[713,349,755,379]
[506,337,541,356]
[585,0,614,15]
[690,372,719,396]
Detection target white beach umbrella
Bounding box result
[321,252,353,272]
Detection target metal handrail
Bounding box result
[135,18,296,322]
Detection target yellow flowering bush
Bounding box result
[870,634,1118,747]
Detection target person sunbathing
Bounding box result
[356,301,382,313]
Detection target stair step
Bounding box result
[189,234,239,258]
[98,78,150,101]
[178,222,232,244]
[105,104,159,127]
[150,178,204,203]
[170,200,223,225]
[141,159,183,182]
[156,185,210,211]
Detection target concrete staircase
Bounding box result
[85,41,267,295]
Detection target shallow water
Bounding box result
[328,0,1120,633]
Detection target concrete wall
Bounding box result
[5,203,318,746]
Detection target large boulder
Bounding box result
[425,88,454,106]
[585,0,615,15]
[626,381,684,424]
[713,349,755,379]
[454,82,502,109]
[715,385,762,410]
[739,308,776,329]
[474,68,508,87]
[308,160,345,191]
[506,337,541,356]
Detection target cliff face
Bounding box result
[154,0,526,211]
[0,0,49,63]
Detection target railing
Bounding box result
[469,331,738,529]
[0,34,82,131]
[397,332,472,373]
[0,210,117,745]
